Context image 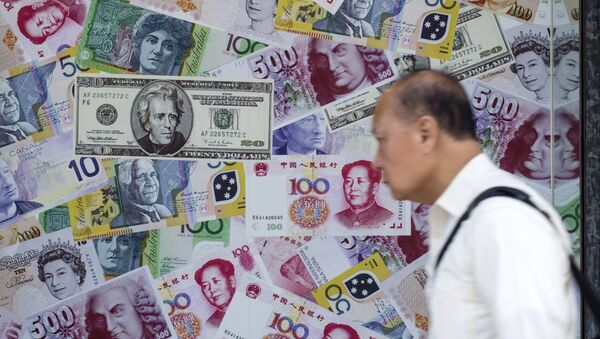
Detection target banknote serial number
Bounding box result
[81,92,130,100]
[204,130,247,138]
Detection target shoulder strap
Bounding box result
[433,186,600,328]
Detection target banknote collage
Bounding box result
[0,0,580,337]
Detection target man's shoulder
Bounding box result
[273,145,288,155]
[154,203,172,218]
[15,200,43,213]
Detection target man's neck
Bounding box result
[0,202,18,223]
[250,18,274,34]
[350,200,375,214]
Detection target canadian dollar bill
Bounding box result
[460,0,540,23]
[0,228,105,316]
[430,6,513,80]
[245,156,411,236]
[129,0,296,46]
[382,254,429,338]
[77,0,267,76]
[272,109,377,156]
[210,37,397,128]
[66,159,246,241]
[313,253,410,338]
[23,266,176,339]
[75,74,273,160]
[0,131,109,227]
[156,242,268,338]
[0,0,89,61]
[1,47,91,151]
[217,274,387,338]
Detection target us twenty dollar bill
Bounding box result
[75,74,273,160]
[77,0,267,76]
[0,228,105,316]
[23,266,176,339]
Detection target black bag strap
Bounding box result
[433,186,600,328]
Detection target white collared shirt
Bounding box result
[427,154,578,339]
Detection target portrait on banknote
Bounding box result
[110,159,174,228]
[194,258,237,328]
[132,81,192,155]
[396,203,429,263]
[307,40,391,106]
[507,27,551,104]
[335,160,394,229]
[36,237,87,300]
[233,0,283,43]
[322,322,361,339]
[85,275,170,338]
[553,27,579,104]
[94,233,148,278]
[313,0,376,38]
[0,79,39,148]
[273,113,328,155]
[393,53,430,75]
[0,156,43,223]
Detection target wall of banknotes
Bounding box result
[0,0,581,337]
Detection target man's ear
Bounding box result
[371,182,380,195]
[413,115,439,153]
[229,275,236,290]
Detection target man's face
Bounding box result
[147,96,179,145]
[89,287,145,339]
[514,51,549,92]
[0,81,20,126]
[323,327,355,339]
[0,159,19,208]
[554,114,579,179]
[43,259,80,300]
[96,235,134,275]
[313,41,368,95]
[341,0,373,20]
[200,265,235,309]
[343,165,376,210]
[139,30,178,75]
[283,114,326,154]
[246,0,277,22]
[22,0,66,41]
[523,117,551,179]
[372,95,429,201]
[128,160,160,205]
[555,51,580,92]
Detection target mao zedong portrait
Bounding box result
[322,322,361,339]
[335,160,393,228]
[132,13,193,76]
[0,156,43,224]
[307,39,390,106]
[16,0,86,46]
[273,113,327,155]
[37,238,86,300]
[0,79,37,148]
[194,258,236,328]
[85,279,169,339]
[135,83,188,156]
[110,159,172,228]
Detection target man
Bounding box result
[0,157,42,224]
[17,0,86,46]
[0,79,37,148]
[110,159,172,228]
[135,83,187,155]
[313,0,375,38]
[335,160,393,228]
[194,259,236,328]
[322,322,360,339]
[372,70,577,338]
[273,113,327,155]
[94,233,145,277]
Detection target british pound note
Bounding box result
[312,253,410,337]
[246,156,410,236]
[274,0,459,59]
[272,110,377,156]
[217,274,387,338]
[430,6,512,80]
[0,228,105,316]
[0,131,108,227]
[77,0,267,76]
[1,47,90,151]
[129,0,296,46]
[0,0,89,61]
[460,0,540,23]
[382,254,429,338]
[66,159,246,241]
[23,266,176,339]
[156,242,268,338]
[210,37,397,128]
[75,74,273,160]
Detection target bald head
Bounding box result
[378,70,476,140]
